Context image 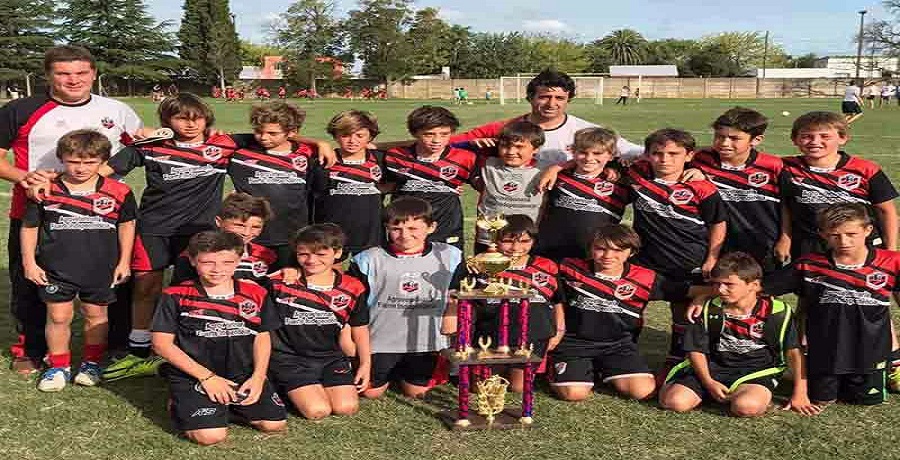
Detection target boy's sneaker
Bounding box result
[11,357,40,376]
[74,362,103,386]
[102,354,164,381]
[37,367,71,392]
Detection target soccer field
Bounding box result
[2,97,899,460]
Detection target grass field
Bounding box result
[2,96,900,460]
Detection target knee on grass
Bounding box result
[553,385,593,402]
[610,376,656,401]
[185,428,228,446]
[659,386,700,413]
[729,397,769,418]
[251,419,287,433]
[330,399,359,416]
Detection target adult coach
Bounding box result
[0,45,143,374]
[452,69,644,165]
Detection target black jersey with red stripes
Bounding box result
[228,142,318,246]
[22,177,136,288]
[384,145,477,244]
[780,152,898,248]
[537,169,629,260]
[692,149,783,263]
[312,149,386,252]
[626,162,727,278]
[764,249,900,374]
[555,258,689,353]
[269,270,368,358]
[108,134,238,236]
[684,297,799,369]
[171,243,278,285]
[150,279,279,380]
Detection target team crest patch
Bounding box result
[554,361,567,375]
[92,196,115,215]
[750,322,765,339]
[370,165,383,181]
[292,155,308,172]
[669,189,694,205]
[439,165,458,180]
[867,271,888,289]
[100,117,115,129]
[272,393,284,406]
[502,181,519,193]
[532,271,550,287]
[747,172,769,188]
[837,173,861,191]
[614,283,636,300]
[239,299,259,319]
[330,294,351,311]
[45,284,59,294]
[594,181,615,196]
[252,261,268,277]
[202,146,222,161]
[400,273,421,294]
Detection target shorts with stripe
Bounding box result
[670,365,780,399]
[549,340,652,386]
[131,233,194,272]
[808,371,886,405]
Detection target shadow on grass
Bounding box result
[102,374,176,434]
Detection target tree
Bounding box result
[644,39,700,75]
[595,29,647,65]
[344,0,414,83]
[240,40,282,66]
[699,32,787,75]
[59,0,177,93]
[178,0,241,89]
[529,36,588,74]
[685,42,745,77]
[452,32,536,77]
[406,7,461,75]
[786,52,819,68]
[0,0,56,98]
[273,0,341,93]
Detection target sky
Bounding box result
[148,0,892,57]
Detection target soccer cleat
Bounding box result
[37,367,71,392]
[11,357,40,376]
[102,354,164,381]
[74,362,103,387]
[888,366,900,393]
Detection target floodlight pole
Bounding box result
[856,10,867,80]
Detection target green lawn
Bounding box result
[2,97,900,460]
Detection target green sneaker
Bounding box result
[102,354,164,381]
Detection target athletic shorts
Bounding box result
[808,371,887,405]
[549,340,652,386]
[671,366,779,399]
[370,352,447,388]
[842,101,862,115]
[168,374,286,431]
[131,233,193,272]
[269,353,355,392]
[38,276,115,305]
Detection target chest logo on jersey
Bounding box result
[440,165,458,180]
[866,271,888,289]
[330,294,351,311]
[747,172,769,188]
[239,299,259,319]
[532,271,550,287]
[400,273,421,294]
[750,322,765,339]
[502,181,520,193]
[837,173,861,191]
[614,283,636,300]
[370,165,383,181]
[594,181,615,196]
[292,155,308,172]
[669,189,694,205]
[101,117,115,129]
[92,196,115,215]
[202,146,222,161]
[252,261,268,277]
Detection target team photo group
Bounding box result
[2,45,900,446]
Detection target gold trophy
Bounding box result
[461,215,516,295]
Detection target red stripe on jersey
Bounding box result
[557,174,628,208]
[693,151,780,195]
[248,243,278,266]
[273,282,330,306]
[801,261,880,293]
[560,259,653,310]
[233,148,305,171]
[9,101,58,219]
[145,143,231,165]
[178,298,262,325]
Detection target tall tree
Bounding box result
[699,32,787,75]
[0,0,56,98]
[344,0,414,83]
[530,36,588,74]
[596,29,647,65]
[865,1,900,72]
[273,0,341,93]
[178,0,241,89]
[406,7,458,75]
[644,39,699,75]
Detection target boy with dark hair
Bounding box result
[268,224,370,419]
[691,107,784,272]
[384,106,477,249]
[23,130,137,391]
[151,230,286,445]
[661,252,814,417]
[350,197,464,399]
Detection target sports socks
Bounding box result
[128,329,152,358]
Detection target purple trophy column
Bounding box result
[519,298,530,350]
[457,300,472,353]
[498,299,510,352]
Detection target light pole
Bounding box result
[856,10,867,80]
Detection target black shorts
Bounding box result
[131,233,193,272]
[671,366,780,399]
[549,340,652,386]
[38,277,116,305]
[370,352,445,388]
[269,353,355,392]
[842,101,862,115]
[168,374,286,431]
[808,371,887,405]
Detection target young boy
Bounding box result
[349,197,464,398]
[841,81,863,123]
[691,107,784,272]
[384,106,477,250]
[268,224,370,419]
[22,130,136,391]
[550,224,694,401]
[228,101,318,269]
[660,252,814,417]
[443,215,563,392]
[535,127,630,261]
[151,231,286,446]
[171,192,276,285]
[313,110,388,257]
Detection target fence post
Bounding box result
[703,77,708,98]
[729,78,734,98]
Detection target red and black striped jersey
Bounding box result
[764,249,900,374]
[385,145,478,244]
[150,279,279,380]
[171,242,278,285]
[22,177,136,288]
[108,134,238,236]
[692,149,783,263]
[626,162,727,277]
[537,169,629,261]
[228,142,317,246]
[312,150,386,252]
[555,258,689,351]
[269,270,368,358]
[779,152,897,247]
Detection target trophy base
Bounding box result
[439,408,536,431]
[441,348,543,365]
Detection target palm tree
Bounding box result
[596,29,647,65]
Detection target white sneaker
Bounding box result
[74,362,103,387]
[37,367,71,392]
